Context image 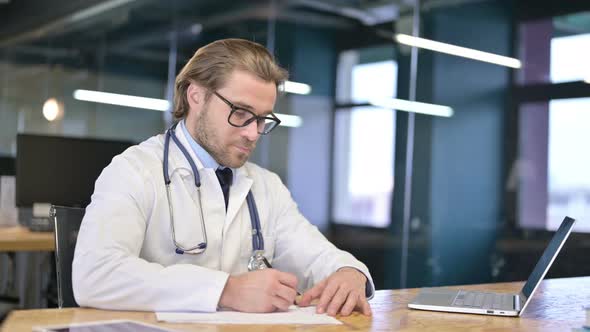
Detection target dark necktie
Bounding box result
[215,168,233,211]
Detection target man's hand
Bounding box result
[219,269,298,313]
[298,267,371,317]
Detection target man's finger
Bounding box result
[271,294,292,312]
[316,283,339,314]
[276,271,298,289]
[326,287,349,316]
[359,298,372,316]
[298,279,326,306]
[339,292,358,316]
[275,283,298,304]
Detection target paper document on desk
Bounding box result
[156,305,342,325]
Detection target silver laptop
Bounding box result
[408,216,576,317]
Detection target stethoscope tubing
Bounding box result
[163,122,264,254]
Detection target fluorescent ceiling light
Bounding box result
[369,97,454,118]
[276,113,303,128]
[73,89,303,127]
[280,81,312,95]
[395,33,522,69]
[73,89,170,111]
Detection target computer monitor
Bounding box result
[16,134,134,208]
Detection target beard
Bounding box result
[192,106,256,168]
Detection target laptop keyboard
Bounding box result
[452,291,514,309]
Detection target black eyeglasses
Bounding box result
[213,91,281,135]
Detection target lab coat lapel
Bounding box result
[219,167,252,272]
[224,166,253,230]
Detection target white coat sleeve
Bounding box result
[72,153,229,312]
[267,173,375,299]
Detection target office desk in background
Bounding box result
[2,277,588,332]
[0,226,54,309]
[0,226,54,252]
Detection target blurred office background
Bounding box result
[1,0,590,313]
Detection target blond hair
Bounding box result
[173,38,289,119]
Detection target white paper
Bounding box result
[156,305,342,325]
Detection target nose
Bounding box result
[242,119,260,142]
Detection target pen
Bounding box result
[262,258,302,297]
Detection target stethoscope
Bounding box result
[162,122,269,271]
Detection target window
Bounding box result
[546,98,590,232]
[518,12,590,85]
[550,33,590,83]
[332,48,397,227]
[517,14,590,232]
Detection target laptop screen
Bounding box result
[521,217,576,298]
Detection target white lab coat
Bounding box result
[72,127,375,312]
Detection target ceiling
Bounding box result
[7,0,587,81]
[0,0,425,82]
[0,1,404,56]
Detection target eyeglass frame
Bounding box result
[212,91,281,135]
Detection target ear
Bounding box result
[186,83,205,114]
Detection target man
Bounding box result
[73,38,374,317]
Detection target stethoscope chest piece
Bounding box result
[247,250,269,271]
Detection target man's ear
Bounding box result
[186,83,205,113]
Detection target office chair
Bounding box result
[50,205,85,308]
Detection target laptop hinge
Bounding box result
[514,294,521,310]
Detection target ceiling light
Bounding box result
[369,97,454,117]
[395,34,522,69]
[73,89,302,127]
[280,81,312,95]
[276,114,303,128]
[42,98,64,121]
[190,23,202,35]
[73,89,170,111]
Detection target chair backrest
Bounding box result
[51,205,85,308]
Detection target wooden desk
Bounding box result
[0,226,54,252]
[2,277,588,331]
[0,226,54,309]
